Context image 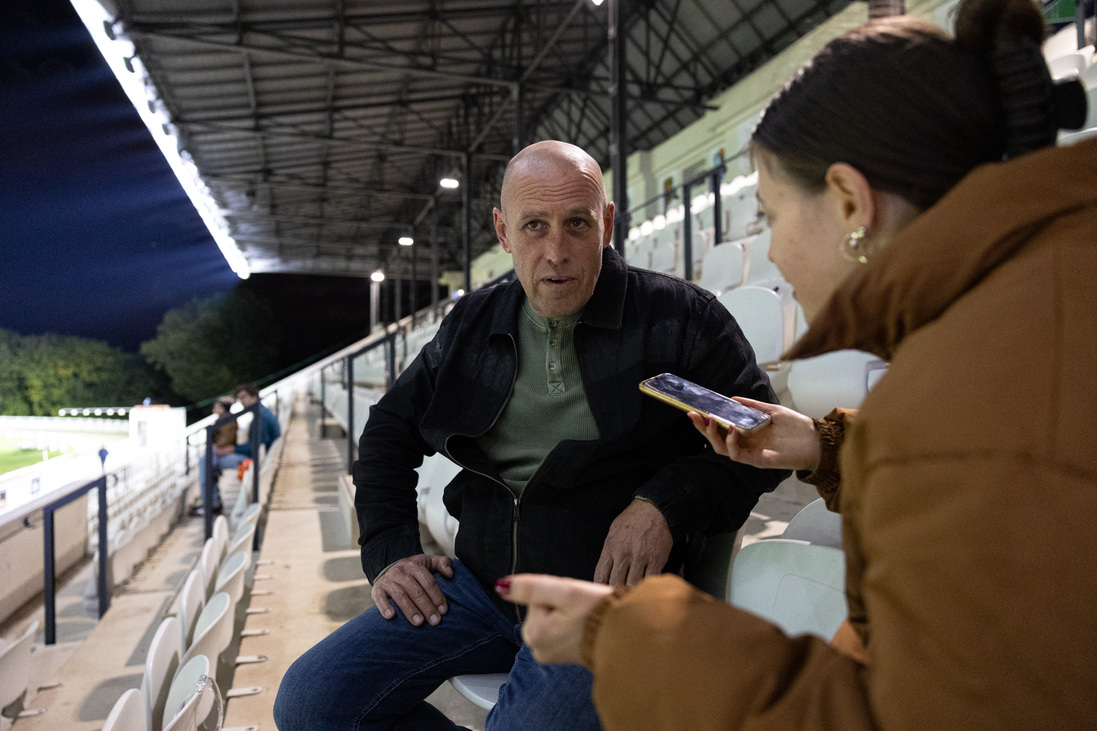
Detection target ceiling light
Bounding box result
[371,271,385,282]
[590,0,605,5]
[440,177,460,189]
[398,236,414,246]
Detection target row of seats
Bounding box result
[100,504,263,731]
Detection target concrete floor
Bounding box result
[7,395,816,730]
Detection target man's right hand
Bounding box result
[370,554,454,627]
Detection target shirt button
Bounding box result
[549,363,557,371]
[549,339,557,346]
[548,319,558,328]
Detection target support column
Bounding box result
[462,151,472,293]
[608,0,628,260]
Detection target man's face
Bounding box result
[237,390,257,407]
[494,148,613,319]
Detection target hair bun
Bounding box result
[954,0,1045,55]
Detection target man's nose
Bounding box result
[544,228,568,264]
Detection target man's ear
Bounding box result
[823,163,876,232]
[602,201,615,249]
[494,207,512,253]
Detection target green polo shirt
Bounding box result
[477,298,601,496]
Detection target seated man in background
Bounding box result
[273,140,788,730]
[193,395,244,516]
[233,382,280,460]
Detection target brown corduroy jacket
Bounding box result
[582,138,1097,730]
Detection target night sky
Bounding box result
[0,0,246,352]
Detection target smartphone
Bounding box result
[639,373,771,435]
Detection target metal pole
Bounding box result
[346,355,355,474]
[431,206,440,316]
[96,476,110,618]
[388,332,398,386]
[43,507,56,644]
[410,245,417,329]
[683,180,694,281]
[320,365,327,434]
[462,151,472,293]
[513,83,524,153]
[251,406,261,504]
[203,428,215,540]
[1078,0,1087,50]
[711,169,723,245]
[608,0,629,259]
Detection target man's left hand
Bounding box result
[593,499,673,586]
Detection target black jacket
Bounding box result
[354,247,787,616]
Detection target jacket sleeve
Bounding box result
[583,574,876,731]
[633,297,790,538]
[796,408,857,511]
[352,311,458,581]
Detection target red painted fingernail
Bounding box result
[495,578,512,595]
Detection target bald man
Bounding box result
[274,141,787,730]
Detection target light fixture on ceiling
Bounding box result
[371,270,386,283]
[398,236,414,246]
[590,0,605,5]
[439,177,460,189]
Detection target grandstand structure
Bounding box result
[1,0,1094,729]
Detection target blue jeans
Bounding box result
[274,560,602,730]
[198,452,246,508]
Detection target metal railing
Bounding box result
[42,476,109,645]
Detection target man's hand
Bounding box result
[593,499,673,586]
[370,554,454,626]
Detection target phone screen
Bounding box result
[640,373,770,433]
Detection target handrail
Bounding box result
[42,475,109,645]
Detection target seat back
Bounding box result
[162,655,209,731]
[182,592,233,668]
[729,539,847,639]
[235,502,261,532]
[102,688,147,731]
[782,498,843,550]
[214,551,248,607]
[418,453,462,557]
[226,523,256,572]
[717,286,788,364]
[211,515,229,564]
[141,616,181,731]
[698,241,746,295]
[0,620,38,712]
[741,230,781,284]
[787,349,887,418]
[177,568,205,650]
[198,538,219,600]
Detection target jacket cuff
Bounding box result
[581,585,633,668]
[361,530,423,582]
[795,408,848,507]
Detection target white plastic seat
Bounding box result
[448,673,509,711]
[214,551,248,607]
[142,616,181,731]
[782,498,843,550]
[728,538,847,638]
[211,515,229,564]
[181,592,234,668]
[102,688,147,731]
[162,655,213,731]
[226,523,256,572]
[418,454,462,557]
[787,349,887,418]
[1049,50,1089,80]
[717,286,790,364]
[0,620,40,730]
[721,174,763,242]
[235,502,261,533]
[198,538,219,600]
[650,236,679,275]
[177,568,205,651]
[741,230,781,284]
[698,241,746,295]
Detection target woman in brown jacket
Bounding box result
[498,0,1097,727]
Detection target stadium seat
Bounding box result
[177,568,205,650]
[162,655,216,731]
[181,592,234,669]
[142,616,181,731]
[698,241,746,296]
[227,522,257,572]
[728,539,847,639]
[717,286,791,364]
[214,551,249,607]
[418,454,462,556]
[741,230,781,284]
[211,514,229,563]
[787,349,887,418]
[0,620,42,730]
[102,688,147,731]
[448,673,510,711]
[781,498,843,550]
[198,538,219,599]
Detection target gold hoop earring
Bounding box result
[840,226,870,264]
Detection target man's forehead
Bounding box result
[501,164,605,214]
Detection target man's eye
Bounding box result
[524,220,543,231]
[567,218,589,228]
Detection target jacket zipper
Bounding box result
[441,334,524,621]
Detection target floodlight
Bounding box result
[398,236,414,246]
[440,177,460,189]
[371,271,385,282]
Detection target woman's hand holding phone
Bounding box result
[688,396,822,472]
